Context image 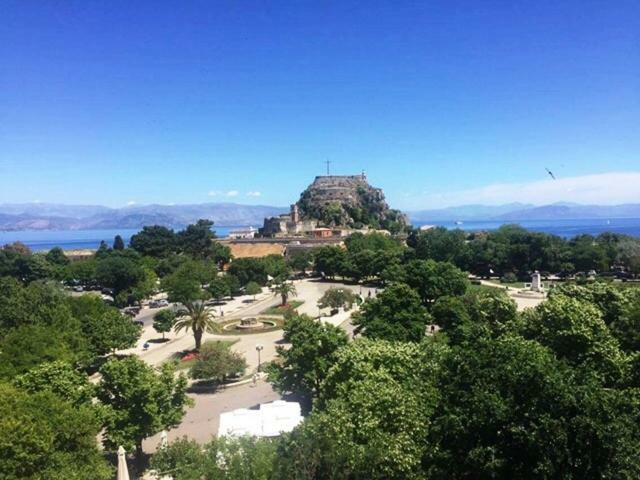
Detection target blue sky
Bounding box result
[1,1,638,209]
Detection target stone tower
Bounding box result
[290,204,300,223]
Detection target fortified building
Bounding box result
[259,173,407,237]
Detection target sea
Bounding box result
[1,219,640,252]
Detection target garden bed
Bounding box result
[261,300,304,315]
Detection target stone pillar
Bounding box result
[291,204,299,223]
[531,271,542,292]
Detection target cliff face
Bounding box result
[296,175,408,232]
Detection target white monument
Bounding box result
[530,271,543,292]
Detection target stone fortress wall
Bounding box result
[305,174,384,205]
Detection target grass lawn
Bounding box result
[262,299,304,315]
[468,283,503,294]
[483,280,526,288]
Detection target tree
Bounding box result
[245,281,262,300]
[95,252,146,298]
[0,324,86,379]
[616,237,640,274]
[272,279,297,306]
[428,334,640,479]
[223,274,241,297]
[520,295,626,385]
[228,257,268,286]
[189,340,247,383]
[353,283,430,342]
[13,360,94,406]
[153,309,176,340]
[113,234,125,250]
[344,231,402,254]
[288,250,314,274]
[408,226,471,269]
[267,314,348,409]
[151,436,278,480]
[45,246,69,266]
[15,254,52,283]
[317,287,360,311]
[130,225,177,258]
[90,309,142,355]
[403,259,469,307]
[69,293,140,357]
[98,356,192,458]
[261,254,290,280]
[278,340,445,480]
[174,301,219,350]
[313,245,347,279]
[162,259,214,304]
[610,294,640,352]
[177,219,231,264]
[0,383,111,479]
[207,275,232,303]
[64,257,97,286]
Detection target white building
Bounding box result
[227,226,257,239]
[218,400,303,438]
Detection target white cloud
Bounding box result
[246,191,262,197]
[414,171,640,209]
[208,190,239,198]
[126,200,136,206]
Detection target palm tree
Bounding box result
[272,280,297,306]
[174,301,219,350]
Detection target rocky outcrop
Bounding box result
[296,174,408,232]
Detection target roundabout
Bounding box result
[219,317,283,335]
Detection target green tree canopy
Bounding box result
[353,283,430,342]
[130,225,177,258]
[318,287,361,311]
[267,314,348,409]
[520,295,627,385]
[13,361,94,406]
[0,383,111,479]
[98,356,192,457]
[153,309,176,339]
[227,257,269,286]
[189,340,247,383]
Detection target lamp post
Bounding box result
[255,344,264,372]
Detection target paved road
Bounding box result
[135,279,374,452]
[142,379,280,453]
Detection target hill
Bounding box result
[296,175,408,230]
[0,203,286,231]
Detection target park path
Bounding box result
[122,278,376,371]
[478,279,545,310]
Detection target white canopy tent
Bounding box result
[218,400,303,438]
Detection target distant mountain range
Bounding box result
[1,201,640,231]
[0,203,287,231]
[409,202,640,222]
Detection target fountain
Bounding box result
[221,317,279,333]
[236,317,265,330]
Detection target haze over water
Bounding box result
[3,219,640,252]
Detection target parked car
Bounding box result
[133,320,144,327]
[73,286,84,292]
[156,299,169,307]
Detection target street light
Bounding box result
[255,344,264,372]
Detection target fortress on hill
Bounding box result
[259,173,408,237]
